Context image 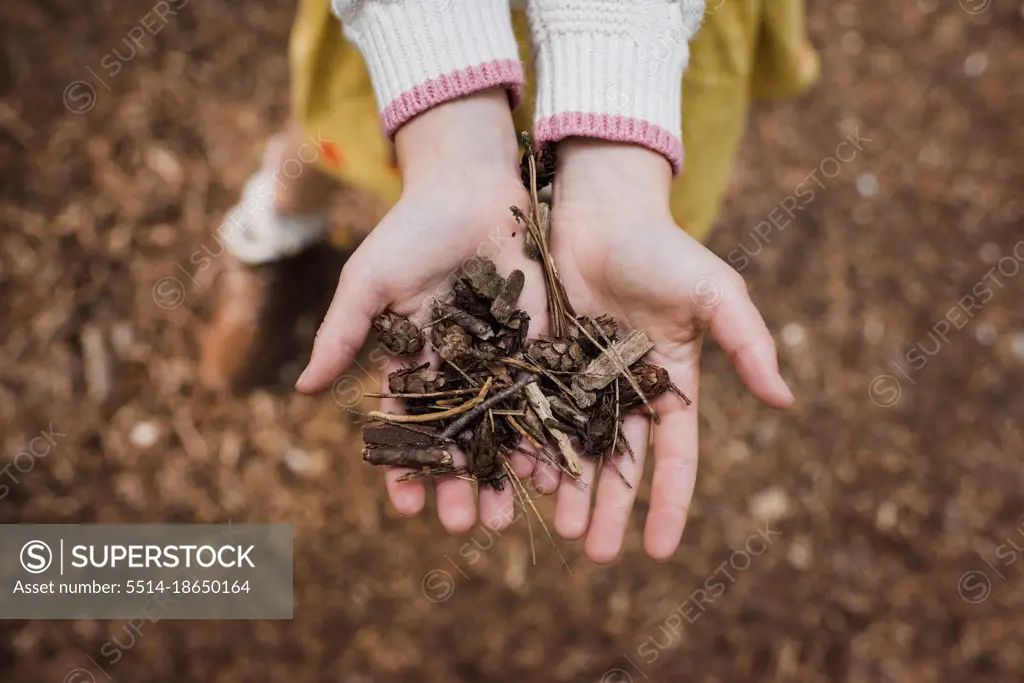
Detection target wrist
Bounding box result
[395,88,520,187]
[553,140,673,212]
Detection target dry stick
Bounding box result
[367,377,493,424]
[364,387,480,399]
[502,460,536,565]
[503,460,572,572]
[441,373,538,439]
[446,359,480,388]
[420,310,456,330]
[351,412,456,442]
[506,416,544,451]
[612,379,626,462]
[524,382,583,478]
[500,356,578,406]
[607,457,633,489]
[509,442,586,486]
[617,432,636,460]
[520,143,575,336]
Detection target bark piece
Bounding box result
[548,395,587,429]
[461,256,505,300]
[362,446,452,468]
[571,330,655,407]
[524,382,582,477]
[491,269,525,324]
[495,310,530,355]
[432,301,494,340]
[452,278,492,318]
[363,421,440,448]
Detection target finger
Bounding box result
[508,449,536,479]
[700,273,794,409]
[296,261,382,393]
[480,480,516,532]
[433,445,477,533]
[554,455,599,540]
[644,361,700,560]
[380,348,477,535]
[377,357,428,516]
[385,468,427,516]
[584,414,651,564]
[531,446,561,495]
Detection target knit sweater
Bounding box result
[332,0,706,174]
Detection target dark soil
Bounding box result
[2,0,1023,681]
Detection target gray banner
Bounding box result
[0,524,292,619]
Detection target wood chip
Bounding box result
[491,269,524,324]
[524,382,582,477]
[571,329,654,407]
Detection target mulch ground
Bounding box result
[2,0,1023,681]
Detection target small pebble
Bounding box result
[863,316,885,344]
[284,448,313,475]
[856,173,879,198]
[129,421,160,449]
[750,486,792,524]
[781,322,808,350]
[787,536,813,571]
[875,501,899,531]
[974,322,998,346]
[977,242,1001,264]
[754,419,780,447]
[964,52,988,78]
[725,439,752,463]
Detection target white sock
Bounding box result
[218,169,330,265]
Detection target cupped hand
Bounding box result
[296,90,548,534]
[533,140,795,563]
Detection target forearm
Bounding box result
[332,0,524,136]
[527,0,706,174]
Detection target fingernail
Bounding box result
[295,368,309,389]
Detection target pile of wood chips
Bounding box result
[359,135,689,494]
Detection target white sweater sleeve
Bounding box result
[332,0,525,136]
[528,0,706,173]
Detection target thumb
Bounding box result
[695,272,794,409]
[296,264,383,394]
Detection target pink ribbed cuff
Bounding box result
[535,113,683,175]
[381,59,524,137]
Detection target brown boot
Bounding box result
[199,242,347,392]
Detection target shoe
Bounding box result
[199,242,347,392]
[199,163,348,392]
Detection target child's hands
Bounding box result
[532,140,795,563]
[296,90,548,534]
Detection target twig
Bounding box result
[524,382,582,477]
[364,387,479,399]
[368,377,493,424]
[506,415,544,451]
[503,460,571,573]
[612,380,623,460]
[503,460,536,565]
[441,374,537,439]
[500,356,577,404]
[607,457,633,490]
[669,381,693,406]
